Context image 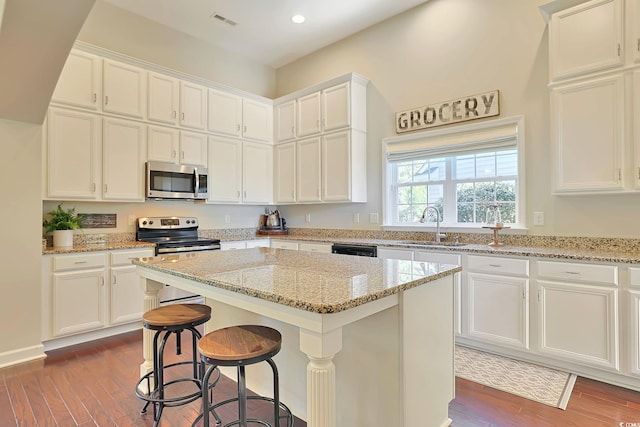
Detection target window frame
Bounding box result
[382,115,526,232]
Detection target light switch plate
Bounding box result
[533,211,544,226]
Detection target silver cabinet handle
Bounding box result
[172,110,177,118]
[237,124,241,131]
[104,184,107,193]
[172,150,177,159]
[104,95,108,105]
[92,182,96,193]
[113,275,117,285]
[565,271,580,275]
[93,93,97,103]
[181,112,185,120]
[237,190,240,199]
[244,125,247,133]
[488,264,501,268]
[74,261,87,264]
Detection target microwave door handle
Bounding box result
[193,167,199,197]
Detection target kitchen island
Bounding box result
[133,247,461,427]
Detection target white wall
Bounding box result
[0,119,44,360]
[274,0,640,238]
[77,0,276,98]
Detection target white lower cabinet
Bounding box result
[43,248,153,345]
[220,240,270,250]
[630,289,640,376]
[270,240,300,250]
[535,260,619,371]
[51,255,107,337]
[298,242,332,253]
[109,250,152,324]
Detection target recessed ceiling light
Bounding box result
[291,15,305,24]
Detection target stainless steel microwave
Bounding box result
[146,161,208,200]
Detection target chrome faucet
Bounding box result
[420,206,447,243]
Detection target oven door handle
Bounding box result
[193,167,199,197]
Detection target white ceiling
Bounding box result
[102,0,429,68]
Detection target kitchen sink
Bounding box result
[394,240,468,247]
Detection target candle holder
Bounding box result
[482,225,510,247]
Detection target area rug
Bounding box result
[454,345,577,409]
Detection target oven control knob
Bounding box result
[142,220,147,225]
[149,220,154,225]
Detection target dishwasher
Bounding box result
[331,244,377,257]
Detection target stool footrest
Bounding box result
[194,395,294,427]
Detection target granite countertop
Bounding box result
[270,235,640,264]
[132,247,461,314]
[43,241,155,255]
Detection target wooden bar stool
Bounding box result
[194,325,294,427]
[135,303,219,427]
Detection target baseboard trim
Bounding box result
[0,344,46,369]
[43,322,142,352]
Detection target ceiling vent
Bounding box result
[210,13,238,26]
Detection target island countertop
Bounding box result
[132,247,461,314]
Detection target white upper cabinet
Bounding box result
[147,72,179,125]
[242,98,272,143]
[208,90,272,143]
[208,136,243,203]
[242,141,273,203]
[179,131,208,167]
[147,125,179,164]
[208,89,242,137]
[275,99,296,142]
[322,82,351,132]
[297,137,322,202]
[51,50,102,111]
[179,81,207,130]
[297,92,322,137]
[551,73,624,193]
[102,59,146,119]
[46,108,100,200]
[274,142,296,203]
[549,0,624,81]
[323,130,367,202]
[207,136,271,204]
[102,118,146,201]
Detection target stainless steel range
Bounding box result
[136,216,220,304]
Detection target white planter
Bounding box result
[53,230,74,248]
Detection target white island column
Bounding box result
[138,278,164,392]
[299,328,343,427]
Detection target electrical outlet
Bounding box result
[533,211,544,226]
[369,213,379,224]
[353,213,360,223]
[305,213,311,223]
[224,214,231,224]
[128,215,136,226]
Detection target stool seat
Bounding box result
[143,303,211,329]
[199,325,281,365]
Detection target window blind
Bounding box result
[386,122,518,163]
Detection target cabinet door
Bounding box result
[274,142,296,203]
[110,265,145,324]
[634,71,640,188]
[322,82,350,132]
[208,136,242,203]
[270,240,299,250]
[243,141,273,204]
[468,272,529,349]
[245,239,270,248]
[635,0,640,63]
[102,118,146,201]
[297,91,321,137]
[180,81,207,130]
[275,100,296,142]
[179,131,208,167]
[52,269,106,336]
[549,0,623,80]
[242,98,272,143]
[297,137,322,202]
[631,290,640,376]
[51,50,101,111]
[537,280,618,370]
[46,108,100,199]
[147,72,179,125]
[147,125,179,164]
[207,89,242,137]
[322,131,351,201]
[103,59,146,119]
[551,74,624,193]
[376,247,414,260]
[221,241,247,250]
[298,242,332,253]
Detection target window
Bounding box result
[384,116,525,229]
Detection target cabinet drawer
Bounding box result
[53,253,105,272]
[537,260,618,285]
[110,249,154,266]
[414,251,461,265]
[467,255,529,276]
[299,242,332,253]
[271,240,299,250]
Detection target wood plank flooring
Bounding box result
[1,330,639,426]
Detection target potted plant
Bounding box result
[43,203,83,248]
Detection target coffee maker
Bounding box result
[257,208,288,235]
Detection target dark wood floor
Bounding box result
[1,330,639,426]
